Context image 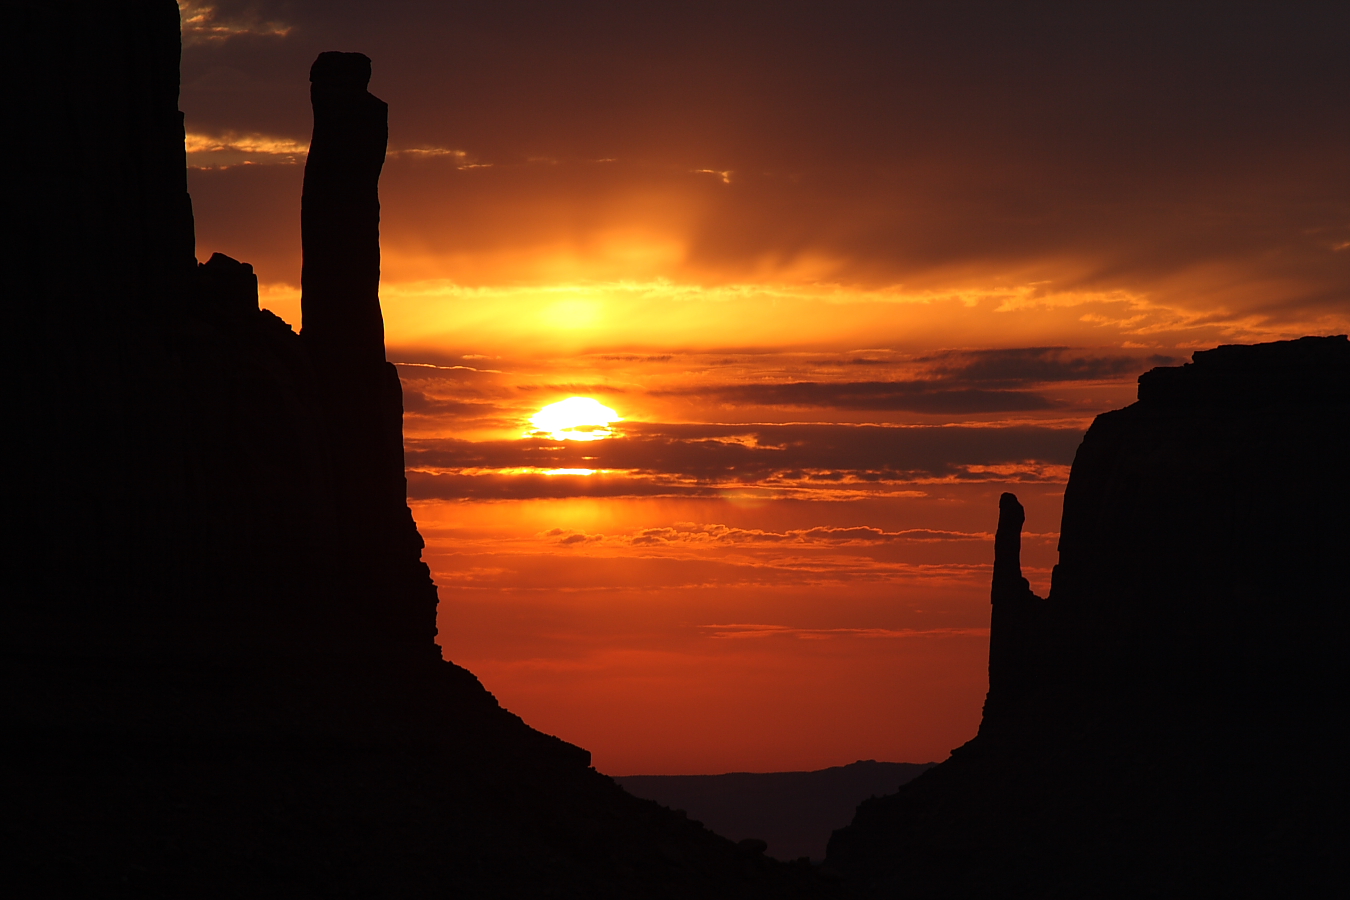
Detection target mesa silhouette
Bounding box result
[4,4,832,896]
[827,335,1349,896]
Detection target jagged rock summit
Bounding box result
[3,3,830,896]
[828,335,1349,897]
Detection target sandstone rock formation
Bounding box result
[299,50,439,660]
[828,335,1349,897]
[3,3,830,896]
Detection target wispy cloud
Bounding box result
[627,524,995,546]
[915,347,1180,386]
[692,382,1058,413]
[693,169,734,184]
[662,348,1179,413]
[185,137,491,172]
[701,624,990,640]
[536,523,1001,547]
[388,147,492,169]
[185,131,307,169]
[404,422,1083,500]
[178,1,291,45]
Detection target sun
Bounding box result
[528,397,622,441]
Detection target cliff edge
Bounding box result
[827,335,1349,897]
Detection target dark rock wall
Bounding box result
[5,4,430,664]
[8,0,204,657]
[1050,337,1348,710]
[829,336,1349,897]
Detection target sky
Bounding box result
[177,0,1350,774]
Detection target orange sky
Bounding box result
[177,1,1350,774]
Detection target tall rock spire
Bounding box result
[992,492,1030,599]
[299,52,438,659]
[982,491,1046,726]
[301,51,388,369]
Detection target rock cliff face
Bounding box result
[2,3,828,896]
[828,336,1349,897]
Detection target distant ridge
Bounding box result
[619,760,936,861]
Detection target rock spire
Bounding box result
[300,51,437,658]
[301,51,388,370]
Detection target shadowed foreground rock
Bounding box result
[828,335,1349,897]
[2,3,831,896]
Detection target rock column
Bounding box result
[992,492,1030,599]
[301,51,387,369]
[982,492,1046,726]
[300,52,438,659]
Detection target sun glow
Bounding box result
[528,397,622,441]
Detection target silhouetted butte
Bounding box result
[828,335,1349,898]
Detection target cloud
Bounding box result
[514,383,629,395]
[185,131,308,168]
[181,3,1350,342]
[407,469,703,501]
[401,390,502,418]
[543,528,607,545]
[384,345,1157,426]
[625,523,1001,547]
[533,523,999,547]
[914,347,1182,387]
[692,382,1057,413]
[383,346,1123,500]
[700,624,990,640]
[658,348,1179,413]
[388,147,494,169]
[408,422,1086,475]
[404,422,1083,499]
[183,135,484,172]
[178,1,291,45]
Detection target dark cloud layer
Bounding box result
[644,349,1174,413]
[916,349,1180,388]
[405,422,1083,499]
[693,383,1056,414]
[401,392,499,418]
[185,1,1350,170]
[556,523,998,548]
[182,1,1350,333]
